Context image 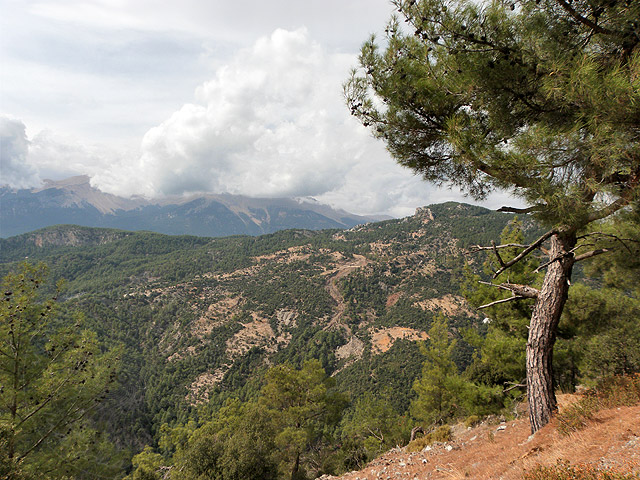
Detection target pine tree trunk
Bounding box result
[291,451,300,480]
[527,232,575,434]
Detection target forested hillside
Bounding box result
[1,202,638,479]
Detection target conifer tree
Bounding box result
[260,360,347,480]
[411,316,466,426]
[346,0,639,432]
[0,263,120,478]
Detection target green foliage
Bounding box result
[339,391,410,469]
[462,220,541,386]
[463,415,480,429]
[409,314,505,426]
[165,361,348,480]
[411,316,466,425]
[346,0,640,229]
[171,402,277,480]
[260,360,347,479]
[0,263,122,478]
[405,425,453,453]
[334,339,424,414]
[129,446,165,480]
[563,284,640,380]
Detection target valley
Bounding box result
[1,202,637,479]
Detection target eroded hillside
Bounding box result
[0,202,533,450]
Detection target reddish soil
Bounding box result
[326,398,640,479]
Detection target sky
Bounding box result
[0,0,520,217]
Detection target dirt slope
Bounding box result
[324,397,640,479]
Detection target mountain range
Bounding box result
[0,176,384,238]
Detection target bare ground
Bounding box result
[324,397,640,479]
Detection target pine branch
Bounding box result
[574,248,611,262]
[492,230,556,278]
[554,0,616,36]
[577,232,638,254]
[586,176,638,223]
[470,243,529,252]
[18,396,87,461]
[479,281,539,298]
[492,241,506,268]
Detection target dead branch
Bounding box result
[503,381,527,394]
[410,426,424,442]
[535,247,611,272]
[554,0,616,36]
[492,240,506,268]
[577,231,638,254]
[497,205,540,214]
[478,295,526,310]
[478,281,539,298]
[574,248,611,262]
[367,427,384,443]
[534,252,570,273]
[470,243,529,252]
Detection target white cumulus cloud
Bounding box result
[0,116,41,188]
[100,28,363,200]
[92,27,494,216]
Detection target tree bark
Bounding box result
[526,232,576,434]
[291,452,300,480]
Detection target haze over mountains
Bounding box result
[0,176,385,238]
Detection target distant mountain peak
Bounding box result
[39,175,92,188]
[31,175,147,215]
[0,175,382,238]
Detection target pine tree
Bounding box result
[411,316,467,426]
[0,263,120,478]
[346,0,640,433]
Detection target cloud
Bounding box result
[93,27,520,216]
[0,116,129,189]
[25,0,394,50]
[0,117,40,188]
[1,16,522,216]
[101,29,381,201]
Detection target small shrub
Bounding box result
[464,415,480,428]
[523,460,640,480]
[557,395,599,435]
[406,425,453,452]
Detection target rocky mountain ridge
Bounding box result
[0,175,383,237]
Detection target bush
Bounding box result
[406,425,453,453]
[464,415,480,429]
[523,460,640,480]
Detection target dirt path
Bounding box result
[324,254,369,335]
